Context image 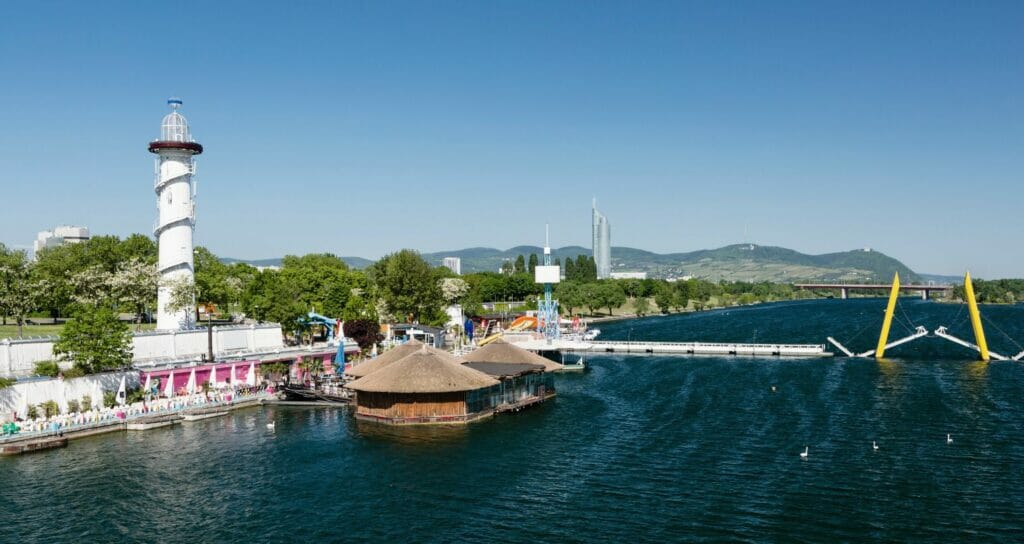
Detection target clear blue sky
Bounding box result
[2,2,1021,277]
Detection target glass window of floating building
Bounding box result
[458,339,563,408]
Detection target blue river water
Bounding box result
[2,298,1024,542]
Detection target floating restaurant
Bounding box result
[345,347,500,425]
[344,339,563,425]
[458,339,562,412]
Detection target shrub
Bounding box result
[27,405,38,419]
[126,387,145,404]
[103,391,116,408]
[0,377,15,389]
[34,360,60,378]
[41,400,59,418]
[66,399,81,413]
[80,395,92,411]
[63,366,86,379]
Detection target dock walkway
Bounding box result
[579,340,830,357]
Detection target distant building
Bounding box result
[442,257,462,275]
[610,271,647,280]
[33,225,90,256]
[592,199,611,279]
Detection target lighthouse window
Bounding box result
[167,192,173,204]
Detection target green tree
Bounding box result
[672,281,692,312]
[654,283,674,314]
[0,249,40,338]
[110,258,160,329]
[53,306,132,374]
[564,258,576,281]
[369,249,444,324]
[596,282,626,315]
[574,255,588,281]
[528,254,539,275]
[162,275,197,326]
[514,255,526,274]
[580,283,600,315]
[632,296,651,317]
[555,281,585,316]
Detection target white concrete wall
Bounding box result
[1,324,285,378]
[1,337,55,377]
[0,370,140,420]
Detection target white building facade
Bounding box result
[592,199,611,279]
[33,226,90,256]
[149,99,203,330]
[442,257,462,275]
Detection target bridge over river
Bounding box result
[795,283,953,300]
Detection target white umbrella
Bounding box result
[92,382,104,410]
[186,368,197,395]
[57,379,69,414]
[230,364,237,388]
[246,362,256,386]
[209,365,218,387]
[164,371,175,398]
[17,393,29,420]
[116,375,127,406]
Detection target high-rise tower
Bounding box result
[149,98,203,330]
[592,198,611,279]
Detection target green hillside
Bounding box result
[424,244,919,282]
[226,243,920,283]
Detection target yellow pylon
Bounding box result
[963,271,989,361]
[875,273,900,359]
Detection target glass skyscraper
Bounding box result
[592,199,611,279]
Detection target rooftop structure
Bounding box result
[33,226,89,256]
[592,199,611,279]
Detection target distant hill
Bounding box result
[424,244,920,283]
[221,256,374,269]
[225,243,921,283]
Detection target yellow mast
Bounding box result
[875,273,901,358]
[963,271,989,361]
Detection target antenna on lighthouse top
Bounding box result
[544,224,551,255]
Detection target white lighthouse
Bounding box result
[149,98,203,330]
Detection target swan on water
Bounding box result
[947,433,953,444]
[267,422,275,430]
[872,441,879,451]
[800,446,808,459]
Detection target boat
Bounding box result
[583,328,601,341]
[181,406,230,421]
[280,382,353,405]
[558,355,588,372]
[126,413,182,430]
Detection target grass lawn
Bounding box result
[0,322,156,340]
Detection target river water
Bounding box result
[2,299,1024,542]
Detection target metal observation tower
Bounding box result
[535,226,561,343]
[149,98,203,330]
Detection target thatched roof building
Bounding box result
[459,339,564,373]
[345,339,424,378]
[346,349,498,394]
[346,346,500,425]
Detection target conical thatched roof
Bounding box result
[346,347,499,393]
[459,339,564,372]
[345,339,424,378]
